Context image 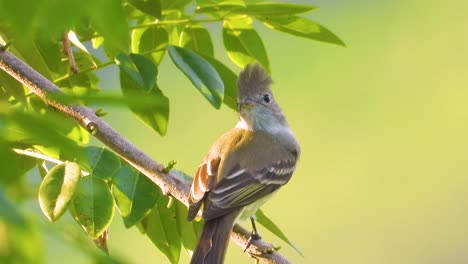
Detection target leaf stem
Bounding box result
[129,18,220,29]
[13,148,63,164]
[53,61,114,83]
[13,148,90,176]
[129,15,249,29]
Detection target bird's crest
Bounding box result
[237,64,272,97]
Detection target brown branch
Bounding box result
[0,48,291,264]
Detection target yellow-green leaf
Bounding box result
[258,15,345,46]
[128,0,161,18]
[255,209,303,256]
[80,146,121,181]
[142,196,181,264]
[117,53,170,135]
[131,27,169,65]
[180,24,214,57]
[223,19,270,72]
[168,45,224,108]
[71,176,115,239]
[112,166,160,228]
[38,161,81,222]
[201,55,238,110]
[198,2,316,16]
[175,200,201,252]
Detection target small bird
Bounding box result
[188,64,300,264]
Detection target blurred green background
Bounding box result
[44,0,468,263]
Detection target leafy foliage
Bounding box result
[223,18,271,72]
[0,0,343,263]
[38,161,81,222]
[255,209,303,256]
[70,175,116,239]
[117,53,170,135]
[112,166,160,228]
[168,45,224,108]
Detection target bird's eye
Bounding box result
[263,94,271,103]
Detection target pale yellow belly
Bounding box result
[237,191,277,221]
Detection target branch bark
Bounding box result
[0,48,291,264]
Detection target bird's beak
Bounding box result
[238,99,255,111]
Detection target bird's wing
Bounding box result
[202,132,299,220]
[188,129,245,221]
[188,158,220,220]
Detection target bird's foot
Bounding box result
[243,230,262,252]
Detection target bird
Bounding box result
[188,64,300,264]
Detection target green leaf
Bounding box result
[168,45,224,108]
[223,19,270,72]
[243,2,317,16]
[128,0,162,18]
[74,18,96,40]
[142,196,181,264]
[92,36,104,49]
[0,0,131,57]
[2,37,54,80]
[196,0,244,7]
[122,78,170,135]
[112,165,160,228]
[195,3,244,18]
[255,209,303,256]
[38,161,81,222]
[0,144,31,196]
[196,3,242,11]
[56,67,100,108]
[197,2,315,17]
[201,56,237,110]
[180,24,214,57]
[81,146,121,181]
[1,109,84,161]
[131,27,169,65]
[161,0,191,12]
[90,0,130,53]
[35,36,67,77]
[117,53,169,135]
[71,176,115,239]
[174,200,200,252]
[0,143,35,189]
[0,70,26,105]
[116,53,158,92]
[119,76,169,135]
[257,15,345,46]
[0,0,39,42]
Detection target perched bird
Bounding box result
[188,64,300,264]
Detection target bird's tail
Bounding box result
[190,211,240,264]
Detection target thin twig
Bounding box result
[13,148,90,176]
[54,61,114,83]
[129,17,221,29]
[13,148,63,164]
[62,32,79,74]
[0,48,291,264]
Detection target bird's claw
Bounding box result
[243,230,262,252]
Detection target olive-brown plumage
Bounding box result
[188,64,300,264]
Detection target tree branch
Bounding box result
[0,48,291,264]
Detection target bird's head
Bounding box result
[236,64,287,131]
